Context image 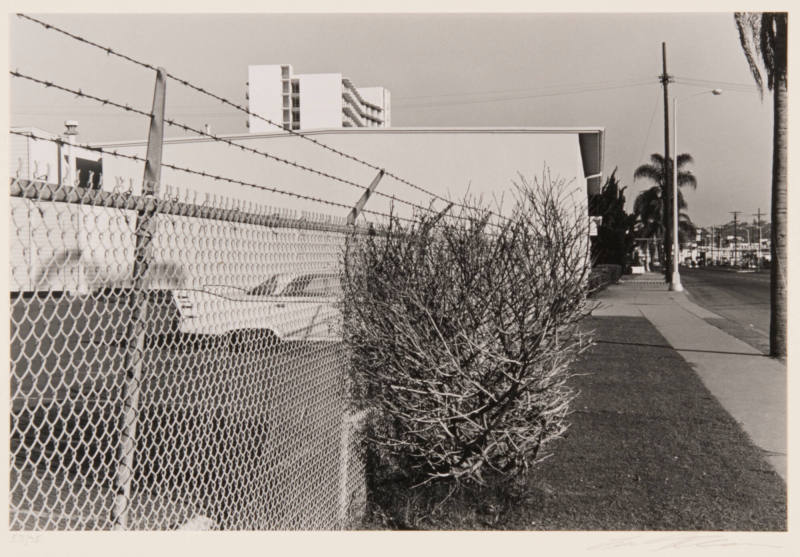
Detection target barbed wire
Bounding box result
[9,129,418,224]
[16,13,160,73]
[10,68,466,223]
[10,70,153,120]
[16,13,508,222]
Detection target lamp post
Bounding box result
[670,89,722,291]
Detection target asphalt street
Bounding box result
[680,267,771,354]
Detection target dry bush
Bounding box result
[342,171,593,485]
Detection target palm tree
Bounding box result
[735,12,787,359]
[633,184,695,267]
[633,153,698,276]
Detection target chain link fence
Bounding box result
[9,177,367,530]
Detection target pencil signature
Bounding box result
[9,533,43,546]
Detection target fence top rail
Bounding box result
[8,178,375,236]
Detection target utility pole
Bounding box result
[660,42,674,281]
[730,211,741,267]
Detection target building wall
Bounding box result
[297,73,343,130]
[10,132,32,179]
[356,87,391,127]
[247,65,285,133]
[10,128,60,183]
[100,128,598,221]
[10,127,103,185]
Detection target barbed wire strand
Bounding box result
[10,70,153,120]
[9,129,418,225]
[16,13,505,221]
[10,69,478,224]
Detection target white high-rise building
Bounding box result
[246,64,391,132]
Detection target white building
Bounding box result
[246,64,391,132]
[100,127,604,216]
[10,125,103,187]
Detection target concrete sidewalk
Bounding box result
[591,272,787,481]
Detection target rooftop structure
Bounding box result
[10,124,102,188]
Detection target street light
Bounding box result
[670,89,722,291]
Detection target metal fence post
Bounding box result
[346,169,384,226]
[338,169,384,526]
[428,202,453,228]
[112,67,166,530]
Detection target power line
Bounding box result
[677,83,759,95]
[395,80,656,109]
[15,78,662,116]
[673,75,760,90]
[637,87,662,166]
[673,77,759,94]
[393,76,655,102]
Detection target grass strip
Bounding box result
[364,315,786,530]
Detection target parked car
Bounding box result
[167,272,343,347]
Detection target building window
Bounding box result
[76,157,102,189]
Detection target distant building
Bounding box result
[10,124,102,188]
[246,64,391,132]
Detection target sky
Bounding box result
[7,8,779,227]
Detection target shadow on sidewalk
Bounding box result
[595,339,771,358]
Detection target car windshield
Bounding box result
[280,274,341,297]
[247,275,281,296]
